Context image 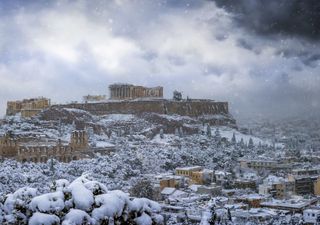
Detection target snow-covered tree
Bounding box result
[206,125,212,137]
[231,132,236,145]
[0,174,164,225]
[130,179,155,200]
[208,205,216,225]
[214,128,221,143]
[175,128,179,136]
[248,138,254,149]
[239,138,245,148]
[173,91,182,101]
[179,127,184,138]
[160,128,164,139]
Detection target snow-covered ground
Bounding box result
[218,126,284,148]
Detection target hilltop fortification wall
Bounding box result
[53,99,229,117]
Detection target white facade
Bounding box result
[303,209,320,224]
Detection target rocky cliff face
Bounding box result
[38,105,237,139]
[50,99,229,117]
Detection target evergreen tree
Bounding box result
[248,138,254,149]
[130,179,155,200]
[239,138,245,148]
[207,125,212,137]
[173,90,182,101]
[214,128,221,142]
[160,128,164,139]
[175,128,179,136]
[231,132,236,145]
[208,205,216,225]
[183,211,190,225]
[227,208,232,221]
[179,127,184,138]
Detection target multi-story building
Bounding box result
[234,179,257,190]
[259,175,294,199]
[287,170,320,196]
[214,171,232,185]
[261,198,319,213]
[175,166,214,185]
[303,208,320,224]
[238,158,292,172]
[235,194,266,208]
[159,176,184,190]
[175,166,203,177]
[190,169,214,185]
[291,168,320,177]
[314,177,320,196]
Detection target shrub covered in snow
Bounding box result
[0,174,163,225]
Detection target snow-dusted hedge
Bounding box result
[0,174,163,225]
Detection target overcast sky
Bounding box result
[0,0,319,119]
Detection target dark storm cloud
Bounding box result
[212,0,320,39]
[302,54,320,67]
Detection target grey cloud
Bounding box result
[236,38,254,51]
[302,54,320,67]
[212,0,320,40]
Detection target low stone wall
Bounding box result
[53,99,229,117]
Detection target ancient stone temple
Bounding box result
[109,84,163,100]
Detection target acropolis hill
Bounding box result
[1,83,236,162]
[6,83,233,123]
[50,83,230,118]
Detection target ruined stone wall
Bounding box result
[0,136,18,158]
[54,99,229,117]
[6,101,22,116]
[70,130,89,150]
[17,145,78,163]
[6,97,51,116]
[164,100,228,116]
[0,130,89,163]
[21,109,43,117]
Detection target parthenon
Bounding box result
[109,84,163,100]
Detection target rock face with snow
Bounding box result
[38,106,236,136]
[0,174,163,225]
